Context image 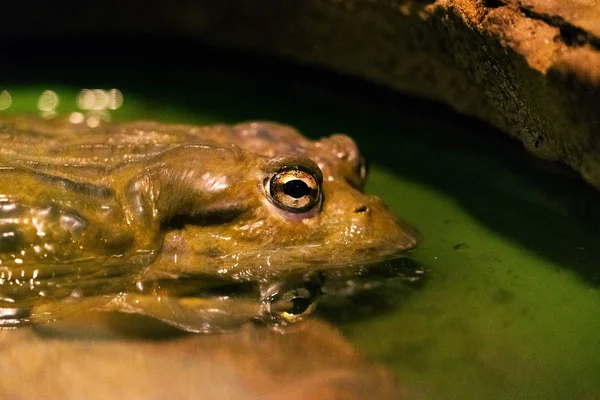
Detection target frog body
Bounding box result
[0,117,419,332]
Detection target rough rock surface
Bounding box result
[0,315,404,400]
[174,0,600,188]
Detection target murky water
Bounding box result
[2,55,600,399]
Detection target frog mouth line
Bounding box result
[138,255,423,299]
[319,256,425,296]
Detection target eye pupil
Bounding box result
[283,179,310,199]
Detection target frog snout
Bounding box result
[359,196,420,252]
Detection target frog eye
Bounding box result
[267,168,321,213]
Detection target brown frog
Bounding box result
[0,117,419,332]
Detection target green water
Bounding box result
[3,61,600,399]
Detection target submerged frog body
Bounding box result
[0,117,419,332]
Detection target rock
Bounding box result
[175,0,600,189]
[0,314,405,400]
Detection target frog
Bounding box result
[0,117,419,333]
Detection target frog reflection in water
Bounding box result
[0,118,419,332]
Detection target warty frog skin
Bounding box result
[0,117,419,332]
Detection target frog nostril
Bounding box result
[354,204,369,213]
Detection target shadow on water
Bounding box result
[318,257,428,324]
[317,282,421,324]
[3,37,600,287]
[362,129,600,287]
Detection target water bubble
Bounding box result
[86,115,100,128]
[38,90,60,119]
[69,112,85,124]
[0,91,12,110]
[76,88,124,126]
[37,90,59,112]
[92,89,109,110]
[107,89,124,110]
[77,89,95,110]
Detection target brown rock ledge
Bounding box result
[176,0,600,188]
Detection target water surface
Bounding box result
[2,52,600,399]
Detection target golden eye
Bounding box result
[268,168,321,213]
